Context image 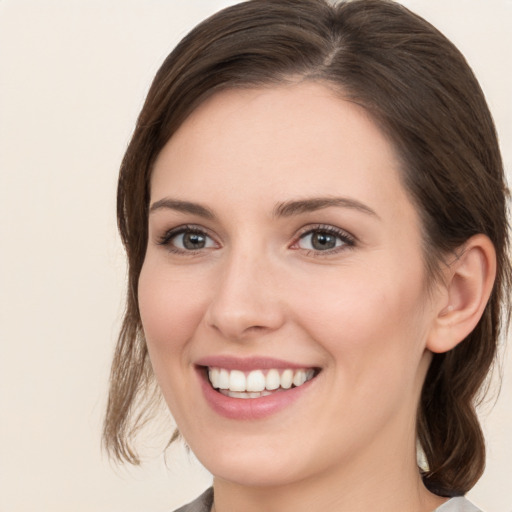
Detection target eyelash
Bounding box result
[157,224,218,255]
[291,224,356,256]
[157,224,356,256]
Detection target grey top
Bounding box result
[172,488,483,512]
[173,488,213,512]
[436,497,482,512]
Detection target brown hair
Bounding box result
[104,0,511,497]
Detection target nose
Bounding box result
[204,248,286,341]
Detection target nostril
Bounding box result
[246,325,267,333]
[205,308,284,341]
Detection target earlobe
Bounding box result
[427,234,496,354]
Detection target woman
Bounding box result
[103,1,511,511]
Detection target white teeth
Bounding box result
[229,370,246,392]
[280,369,293,389]
[207,367,316,395]
[228,391,249,399]
[220,390,273,399]
[265,369,281,390]
[292,369,306,387]
[246,370,266,392]
[218,368,229,389]
[209,368,219,388]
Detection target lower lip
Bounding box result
[198,368,317,420]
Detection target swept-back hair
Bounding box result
[104,0,511,497]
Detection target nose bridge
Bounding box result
[205,239,284,340]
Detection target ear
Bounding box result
[427,234,496,354]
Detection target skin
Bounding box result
[138,82,451,512]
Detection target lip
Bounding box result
[195,355,312,372]
[195,356,319,420]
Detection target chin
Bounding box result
[185,428,325,489]
[208,458,304,488]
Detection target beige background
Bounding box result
[0,1,510,511]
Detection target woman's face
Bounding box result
[139,83,443,487]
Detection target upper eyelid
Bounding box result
[293,224,356,241]
[157,224,218,245]
[160,223,211,234]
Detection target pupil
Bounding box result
[183,232,205,250]
[312,232,336,250]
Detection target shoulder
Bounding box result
[169,489,484,512]
[171,488,213,512]
[169,489,483,512]
[435,497,483,512]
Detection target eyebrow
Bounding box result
[273,197,380,219]
[148,196,379,220]
[149,198,215,219]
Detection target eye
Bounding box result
[158,226,217,253]
[293,225,355,253]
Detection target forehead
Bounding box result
[150,82,415,224]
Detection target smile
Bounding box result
[196,356,321,419]
[207,367,316,399]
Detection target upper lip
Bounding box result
[195,355,318,371]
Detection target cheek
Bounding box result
[138,261,208,358]
[290,261,429,372]
[292,268,431,435]
[137,261,213,422]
